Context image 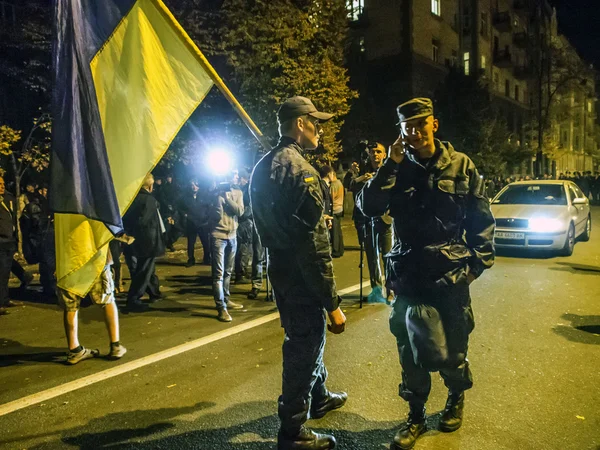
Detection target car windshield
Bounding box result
[493,184,567,205]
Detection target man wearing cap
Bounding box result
[250,96,347,450]
[359,98,495,449]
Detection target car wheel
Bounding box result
[560,224,575,256]
[579,215,591,242]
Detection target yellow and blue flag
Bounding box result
[50,0,214,296]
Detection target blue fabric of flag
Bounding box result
[50,0,137,231]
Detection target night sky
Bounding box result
[552,0,600,68]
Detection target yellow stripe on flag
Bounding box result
[56,0,214,296]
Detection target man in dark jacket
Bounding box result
[181,180,211,267]
[123,174,165,311]
[359,98,495,450]
[0,176,18,315]
[234,169,253,283]
[350,143,394,302]
[251,96,347,450]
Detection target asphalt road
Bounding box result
[1,209,599,450]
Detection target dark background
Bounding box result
[552,0,600,67]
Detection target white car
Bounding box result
[491,180,591,256]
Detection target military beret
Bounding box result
[396,97,434,125]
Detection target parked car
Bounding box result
[491,180,591,256]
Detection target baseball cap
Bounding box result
[277,96,334,123]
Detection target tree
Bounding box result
[435,71,529,177]
[168,0,357,164]
[0,1,52,128]
[0,114,52,204]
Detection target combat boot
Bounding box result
[439,391,464,432]
[391,403,426,450]
[277,426,336,450]
[310,391,348,419]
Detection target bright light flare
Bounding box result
[206,148,233,177]
[528,217,564,233]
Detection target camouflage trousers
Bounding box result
[389,283,475,404]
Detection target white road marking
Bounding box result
[0,281,371,417]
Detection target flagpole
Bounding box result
[154,0,272,153]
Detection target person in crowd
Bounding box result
[123,173,166,312]
[181,180,211,267]
[109,239,124,294]
[359,98,495,450]
[350,142,393,303]
[251,96,346,450]
[157,174,180,252]
[208,170,244,322]
[320,165,344,258]
[0,176,19,316]
[57,251,127,364]
[234,169,253,284]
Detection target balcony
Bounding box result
[513,32,527,49]
[493,11,512,33]
[514,65,533,80]
[493,49,513,68]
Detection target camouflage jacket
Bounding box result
[358,139,495,292]
[250,137,339,311]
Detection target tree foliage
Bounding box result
[168,0,357,163]
[435,71,530,177]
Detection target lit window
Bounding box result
[432,0,441,16]
[346,0,364,21]
[464,52,470,75]
[481,55,486,70]
[432,40,440,63]
[588,100,592,113]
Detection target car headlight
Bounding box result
[528,218,564,233]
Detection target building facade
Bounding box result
[346,0,598,174]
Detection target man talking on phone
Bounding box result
[358,98,495,449]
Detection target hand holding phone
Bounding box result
[389,134,407,164]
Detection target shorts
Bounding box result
[58,265,115,312]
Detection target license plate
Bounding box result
[496,232,525,239]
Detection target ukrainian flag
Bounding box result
[50,0,214,296]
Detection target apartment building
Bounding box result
[346,0,598,173]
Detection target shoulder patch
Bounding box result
[303,175,315,183]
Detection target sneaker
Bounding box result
[66,347,99,365]
[247,288,260,299]
[367,286,386,303]
[126,299,150,312]
[217,308,232,322]
[108,344,127,360]
[6,300,23,307]
[226,300,244,310]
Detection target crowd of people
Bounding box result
[1,91,599,448]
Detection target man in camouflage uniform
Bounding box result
[359,98,495,450]
[251,96,347,450]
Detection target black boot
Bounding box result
[277,426,336,450]
[439,391,464,432]
[310,391,348,419]
[391,403,426,450]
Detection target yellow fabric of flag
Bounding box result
[56,0,214,296]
